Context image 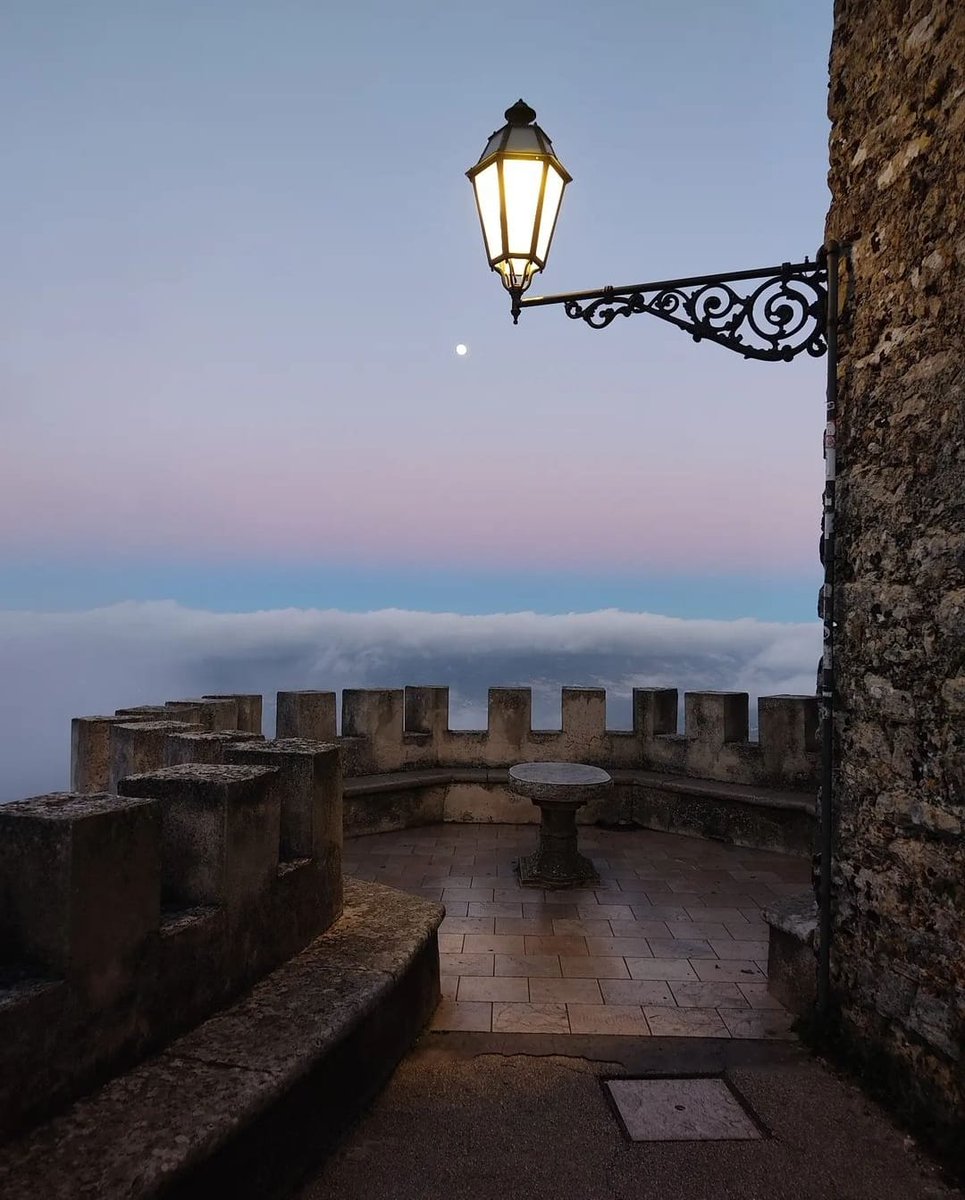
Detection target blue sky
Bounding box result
[0,0,833,620]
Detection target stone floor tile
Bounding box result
[719,1007,795,1039]
[626,957,697,981]
[728,868,782,883]
[528,977,602,1004]
[643,1006,730,1037]
[560,955,630,979]
[710,938,768,960]
[553,889,603,904]
[430,1000,492,1032]
[440,976,458,999]
[685,907,753,924]
[600,979,676,1006]
[523,935,589,956]
[438,917,495,936]
[691,959,765,983]
[567,1004,650,1035]
[439,952,495,976]
[438,934,465,954]
[631,904,689,921]
[551,918,613,937]
[442,887,494,902]
[576,905,634,921]
[669,981,749,1008]
[491,1002,569,1034]
[461,934,526,955]
[724,919,768,939]
[495,917,557,935]
[737,982,786,1009]
[664,920,730,940]
[495,953,561,978]
[457,976,529,1002]
[440,901,469,918]
[647,938,716,959]
[609,920,671,939]
[585,936,653,957]
[524,902,578,919]
[468,902,523,918]
[493,888,525,902]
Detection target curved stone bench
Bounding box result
[342,767,816,856]
[0,881,443,1200]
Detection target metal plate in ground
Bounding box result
[605,1078,762,1141]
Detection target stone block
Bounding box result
[71,714,158,792]
[561,687,606,755]
[109,721,202,791]
[0,793,160,1006]
[165,698,238,731]
[763,891,816,1017]
[341,690,404,772]
[685,692,749,747]
[759,695,819,784]
[487,688,532,758]
[163,731,264,768]
[225,739,341,866]
[632,688,678,738]
[404,686,450,739]
[117,765,281,915]
[203,694,263,735]
[276,691,337,741]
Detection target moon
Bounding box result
[455,343,468,356]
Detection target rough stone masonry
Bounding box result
[825,0,964,1158]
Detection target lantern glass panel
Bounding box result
[473,161,503,264]
[535,166,565,263]
[503,158,545,257]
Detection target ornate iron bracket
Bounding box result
[517,257,829,362]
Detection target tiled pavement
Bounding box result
[344,823,810,1038]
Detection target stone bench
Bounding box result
[0,881,443,1200]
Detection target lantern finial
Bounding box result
[505,99,536,126]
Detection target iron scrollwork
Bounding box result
[559,261,828,361]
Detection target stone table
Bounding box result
[509,762,612,888]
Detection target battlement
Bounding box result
[69,685,818,799]
[0,735,342,1139]
[326,685,816,788]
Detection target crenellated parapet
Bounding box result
[68,685,817,795]
[330,685,818,789]
[0,731,342,1139]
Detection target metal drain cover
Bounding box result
[606,1077,762,1141]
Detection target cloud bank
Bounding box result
[0,602,821,801]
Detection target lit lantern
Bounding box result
[467,100,571,316]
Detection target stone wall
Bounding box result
[826,0,964,1156]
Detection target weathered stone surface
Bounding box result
[275,691,336,741]
[0,793,160,999]
[826,0,965,1158]
[0,882,442,1200]
[163,730,264,767]
[117,764,281,913]
[508,761,612,802]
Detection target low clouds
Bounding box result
[0,602,821,802]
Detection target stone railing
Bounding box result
[0,724,342,1139]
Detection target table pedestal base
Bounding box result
[516,801,600,889]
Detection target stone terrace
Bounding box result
[344,823,808,1036]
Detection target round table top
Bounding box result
[508,761,612,803]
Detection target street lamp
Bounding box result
[466,99,571,317]
[468,100,843,1017]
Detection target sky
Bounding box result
[0,2,833,797]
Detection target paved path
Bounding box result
[297,1034,960,1200]
[344,824,808,1037]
